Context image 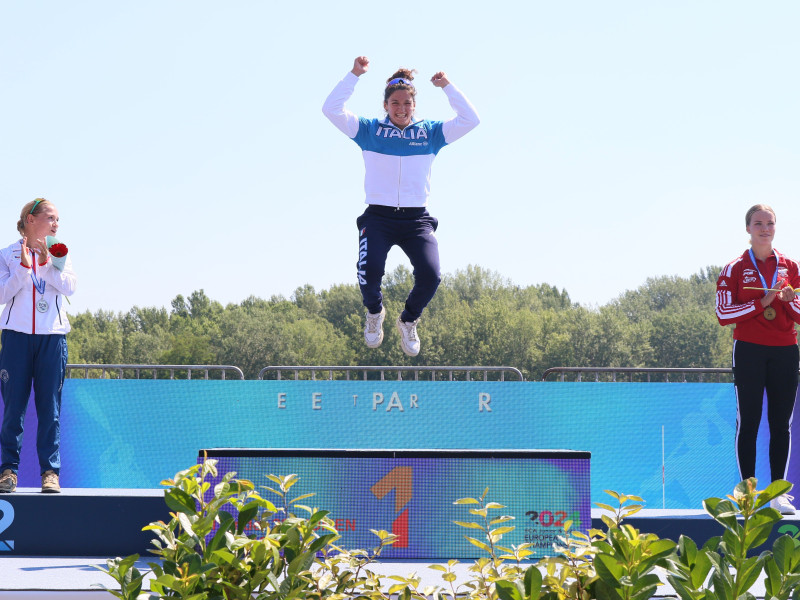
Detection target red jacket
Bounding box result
[716,249,800,346]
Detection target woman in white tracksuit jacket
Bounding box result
[323,55,479,357]
[0,198,76,493]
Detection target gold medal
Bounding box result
[764,306,777,320]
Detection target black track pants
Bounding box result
[355,205,441,322]
[732,340,799,482]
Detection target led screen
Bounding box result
[7,380,786,509]
[201,449,591,559]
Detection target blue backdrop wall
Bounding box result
[9,380,792,508]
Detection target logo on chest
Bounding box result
[375,125,429,141]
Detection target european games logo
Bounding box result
[0,370,8,384]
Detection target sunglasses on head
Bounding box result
[386,78,414,88]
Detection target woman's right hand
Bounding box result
[352,56,369,77]
[19,237,32,268]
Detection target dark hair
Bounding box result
[384,68,417,103]
[17,198,52,235]
[745,204,776,226]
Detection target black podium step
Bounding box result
[0,488,169,556]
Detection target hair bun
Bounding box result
[387,68,416,84]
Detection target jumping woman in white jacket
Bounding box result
[323,56,479,356]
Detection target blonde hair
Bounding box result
[17,198,52,235]
[745,204,776,226]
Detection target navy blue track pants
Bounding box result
[0,329,68,475]
[356,205,441,322]
[732,340,799,482]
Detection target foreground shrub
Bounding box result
[97,460,798,600]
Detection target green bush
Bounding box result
[96,461,800,600]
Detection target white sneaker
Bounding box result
[396,316,420,356]
[771,494,796,515]
[364,307,386,348]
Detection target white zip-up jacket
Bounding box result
[0,240,77,335]
[323,71,480,207]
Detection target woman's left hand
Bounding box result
[779,286,796,302]
[31,238,48,263]
[431,71,450,88]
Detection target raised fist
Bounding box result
[352,56,370,77]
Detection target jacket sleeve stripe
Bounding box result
[716,290,756,320]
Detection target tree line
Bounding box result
[40,265,733,380]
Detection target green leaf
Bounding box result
[688,554,712,589]
[744,512,781,549]
[600,514,617,529]
[496,580,523,600]
[306,510,330,529]
[647,539,677,558]
[702,536,721,553]
[207,511,235,554]
[287,547,315,578]
[177,512,199,541]
[262,485,283,498]
[763,556,782,598]
[593,578,624,600]
[465,536,492,553]
[308,533,338,555]
[210,548,235,565]
[761,479,793,505]
[703,497,738,528]
[676,535,697,565]
[665,577,696,600]
[594,554,624,587]
[164,488,197,515]
[288,492,315,505]
[523,565,543,600]
[621,504,643,517]
[628,574,661,600]
[266,571,281,591]
[773,534,797,574]
[490,526,516,536]
[737,555,766,593]
[453,520,484,529]
[236,501,260,535]
[489,515,515,525]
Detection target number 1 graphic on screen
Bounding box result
[370,467,412,548]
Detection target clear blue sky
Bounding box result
[2,1,799,315]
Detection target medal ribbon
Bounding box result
[30,251,46,295]
[748,249,778,296]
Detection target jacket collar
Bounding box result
[380,116,425,131]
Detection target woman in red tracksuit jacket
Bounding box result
[716,204,800,514]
